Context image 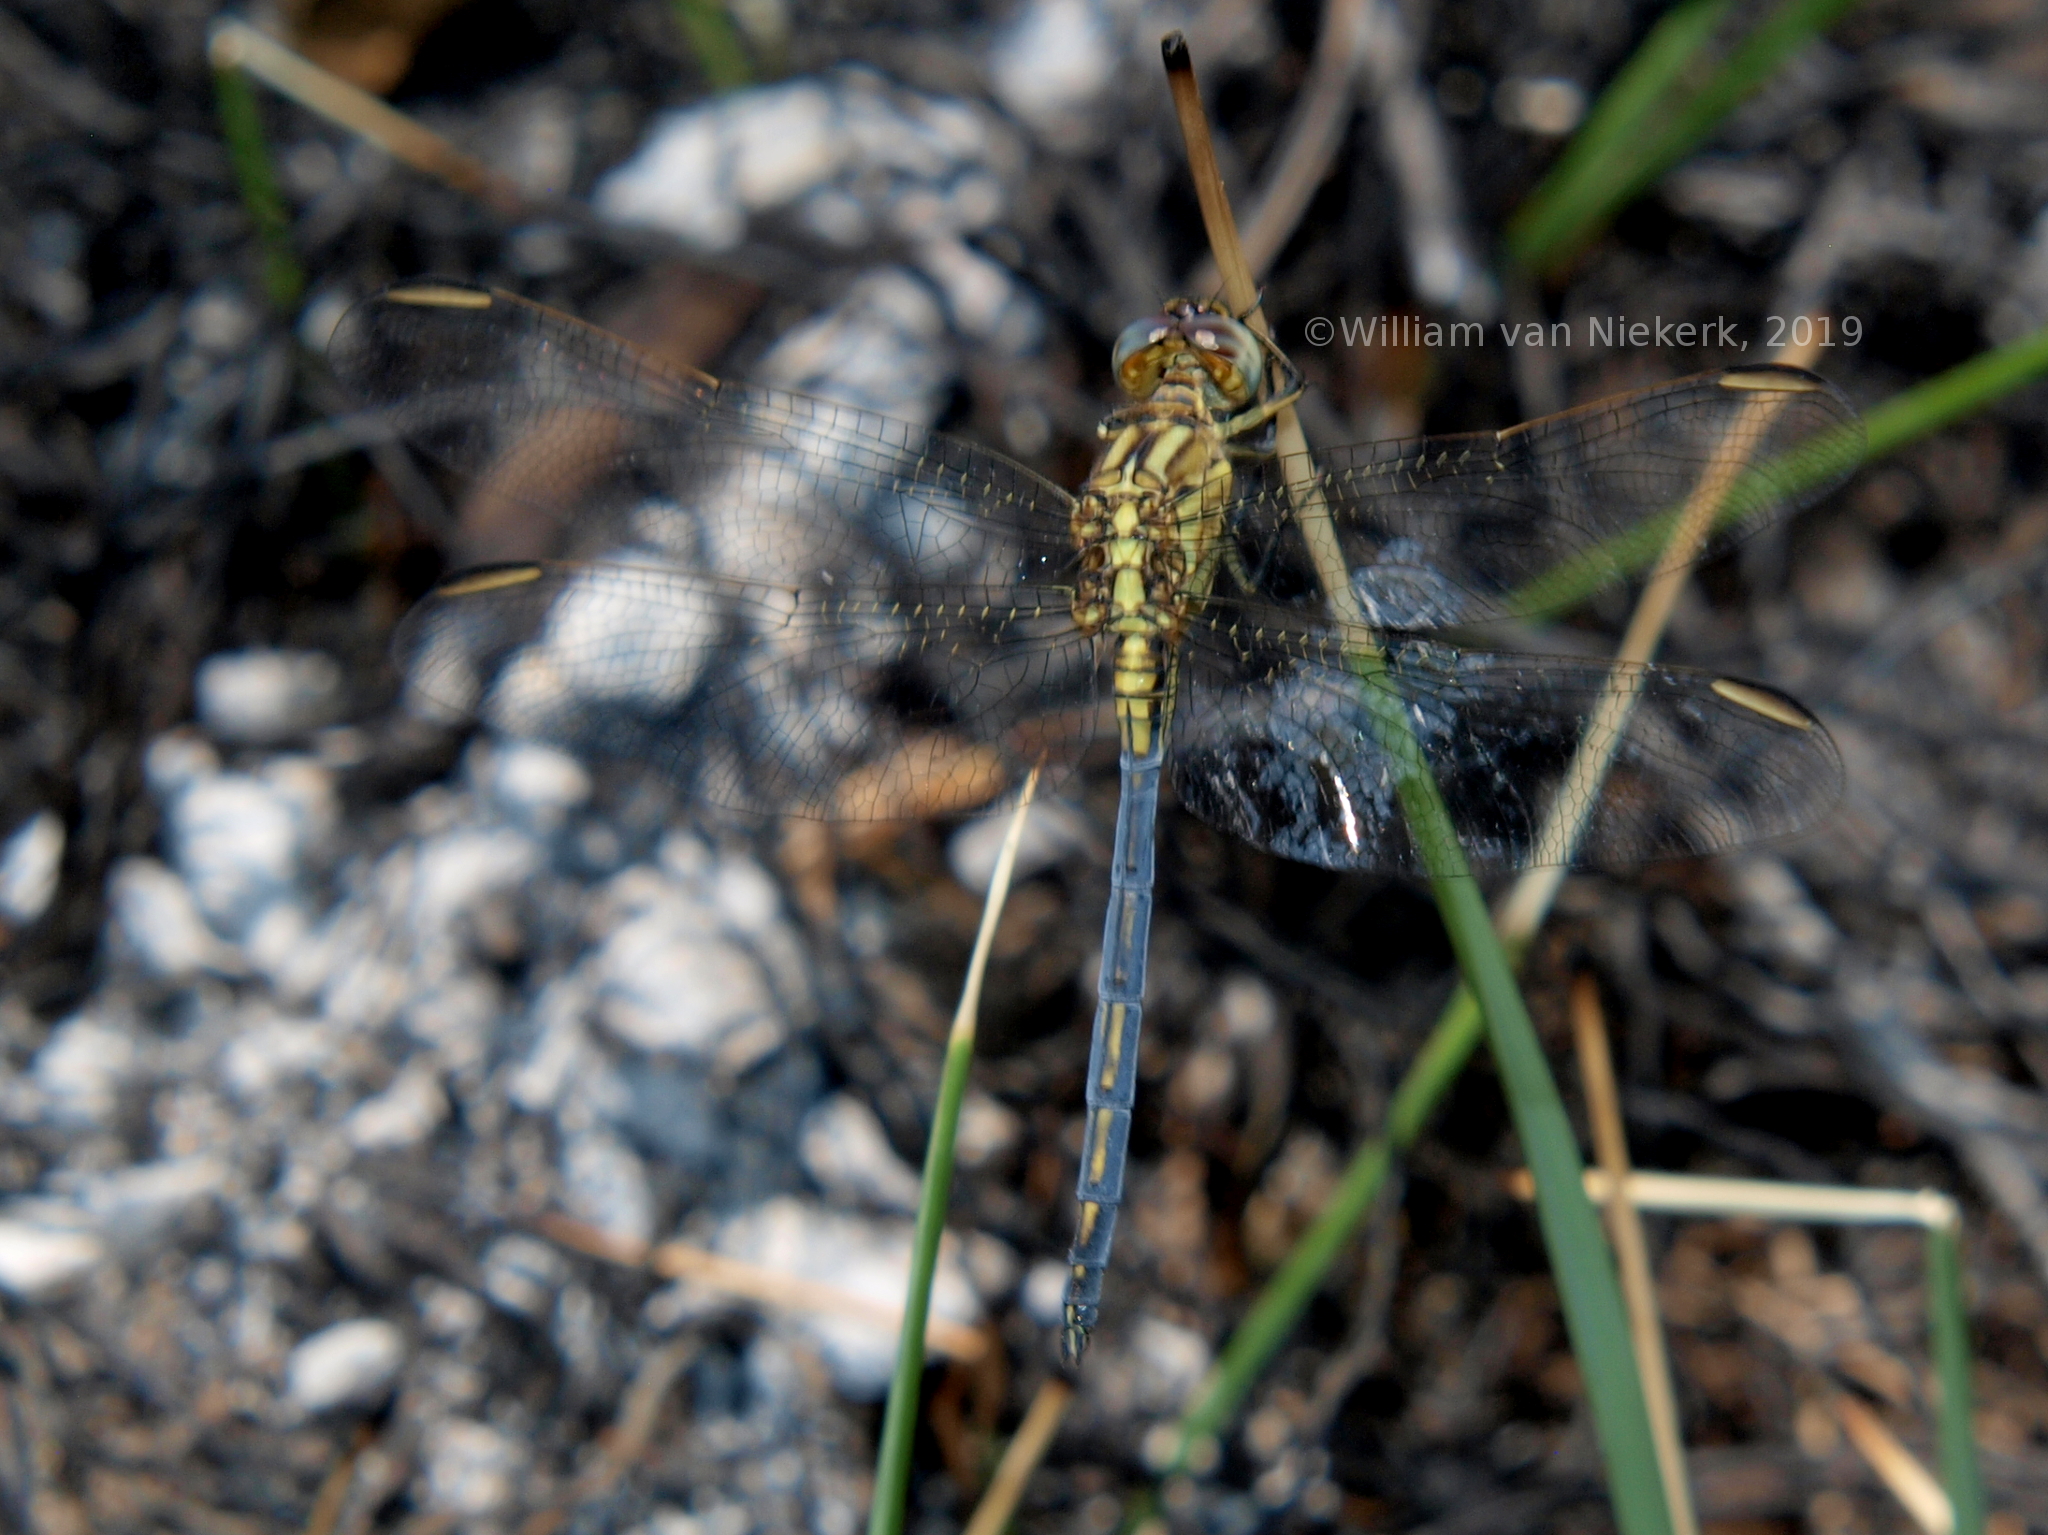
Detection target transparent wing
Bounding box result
[395,558,1105,821]
[1228,367,1863,628]
[333,282,1102,820]
[1170,616,1842,874]
[327,281,1081,592]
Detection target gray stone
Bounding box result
[799,1093,920,1213]
[285,1318,406,1412]
[0,1218,103,1297]
[422,1418,519,1516]
[194,649,344,743]
[0,810,63,925]
[107,858,242,979]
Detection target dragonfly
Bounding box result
[331,281,1859,1365]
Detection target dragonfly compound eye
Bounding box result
[1189,314,1264,406]
[1112,315,1178,397]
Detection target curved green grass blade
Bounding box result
[1927,1219,1986,1535]
[1505,0,1732,269]
[1512,322,2048,618]
[670,0,755,92]
[213,63,305,313]
[869,774,1041,1535]
[1508,0,1867,274]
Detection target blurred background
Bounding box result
[1,0,2047,1530]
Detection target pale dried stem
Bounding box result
[535,1213,991,1362]
[1504,1169,1960,1231]
[1832,1391,1955,1535]
[1571,975,1698,1535]
[960,1378,1077,1535]
[208,20,528,215]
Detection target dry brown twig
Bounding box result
[534,1212,991,1362]
[207,20,530,217]
[1571,975,1699,1535]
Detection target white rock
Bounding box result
[712,1196,980,1399]
[480,1234,568,1318]
[955,1091,1023,1168]
[507,976,595,1113]
[1020,1257,1068,1326]
[757,267,951,425]
[913,234,1040,349]
[286,1318,406,1412]
[0,1219,103,1296]
[482,741,591,831]
[800,1093,920,1213]
[0,810,62,925]
[947,798,1091,892]
[423,1418,519,1516]
[142,731,221,797]
[988,0,1119,152]
[33,1010,141,1126]
[71,1156,226,1241]
[960,1230,1020,1302]
[221,1013,329,1101]
[726,82,840,208]
[1098,1315,1213,1418]
[591,109,741,249]
[108,858,240,979]
[183,286,259,354]
[194,649,344,743]
[1728,854,1839,976]
[594,902,783,1064]
[711,853,782,936]
[1213,972,1280,1044]
[594,73,1002,257]
[415,1277,487,1341]
[409,826,542,936]
[402,974,500,1072]
[559,1128,654,1246]
[166,772,312,937]
[344,1064,448,1152]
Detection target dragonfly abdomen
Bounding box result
[1062,384,1233,1365]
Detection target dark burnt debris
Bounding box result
[0,0,2046,1530]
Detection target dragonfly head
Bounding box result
[1112,299,1264,407]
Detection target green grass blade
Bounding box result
[1504,0,1732,269]
[1334,653,1674,1535]
[1926,1220,1986,1535]
[1508,0,1865,273]
[1510,322,2048,617]
[212,63,305,313]
[670,0,755,92]
[869,776,1040,1535]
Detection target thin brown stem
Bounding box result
[1571,975,1698,1535]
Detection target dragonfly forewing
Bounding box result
[1234,366,1862,627]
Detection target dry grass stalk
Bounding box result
[208,20,527,215]
[1832,1390,1955,1535]
[959,1377,1077,1535]
[534,1212,991,1362]
[1571,976,1699,1535]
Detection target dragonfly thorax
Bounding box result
[1070,379,1236,756]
